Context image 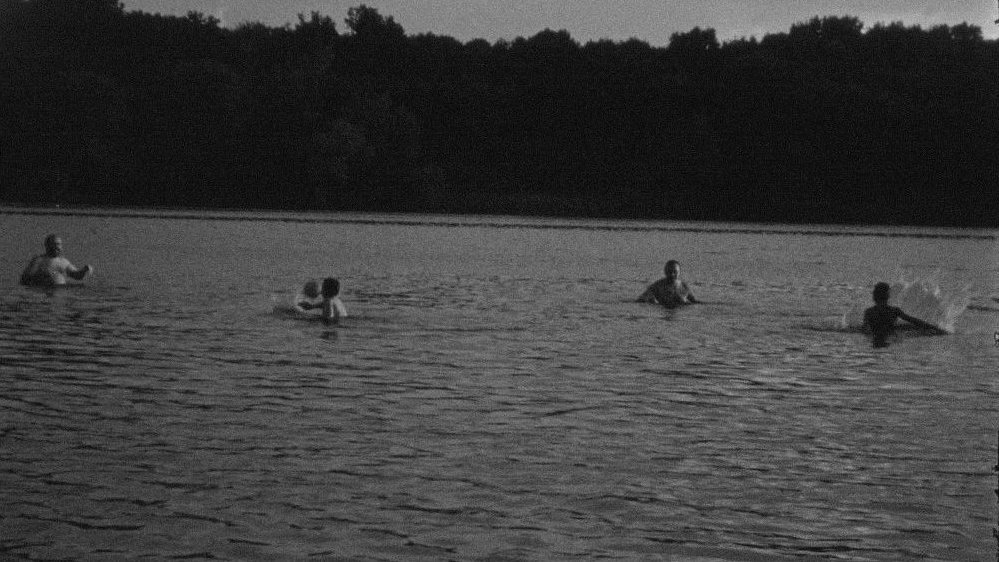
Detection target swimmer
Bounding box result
[298,277,347,325]
[863,282,946,347]
[20,234,92,287]
[637,260,698,308]
[296,280,321,309]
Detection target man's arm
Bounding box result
[66,263,92,281]
[897,310,946,334]
[19,257,40,285]
[683,282,698,304]
[636,286,656,303]
[861,308,872,333]
[636,280,662,303]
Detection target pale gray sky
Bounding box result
[121,0,999,44]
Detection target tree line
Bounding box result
[1,0,996,226]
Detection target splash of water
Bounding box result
[842,278,972,334]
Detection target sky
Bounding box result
[120,0,999,44]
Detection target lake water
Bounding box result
[1,207,997,561]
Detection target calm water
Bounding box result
[1,208,997,561]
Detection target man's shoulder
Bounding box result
[863,305,881,319]
[23,254,48,271]
[30,255,69,265]
[864,304,900,318]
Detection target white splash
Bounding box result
[842,278,972,334]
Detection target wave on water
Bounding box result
[841,277,972,333]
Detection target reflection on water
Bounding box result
[0,209,996,560]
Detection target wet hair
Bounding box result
[302,280,320,299]
[321,277,340,298]
[872,282,890,303]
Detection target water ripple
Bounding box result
[1,215,994,561]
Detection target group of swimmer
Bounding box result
[19,234,347,326]
[295,277,347,325]
[637,260,946,347]
[20,234,944,345]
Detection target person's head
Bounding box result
[44,234,63,257]
[663,260,680,280]
[321,277,340,299]
[302,280,320,299]
[872,282,891,304]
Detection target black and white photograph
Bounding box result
[1,1,998,559]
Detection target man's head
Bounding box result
[302,280,320,299]
[44,235,63,257]
[872,282,891,304]
[321,277,340,299]
[663,260,680,280]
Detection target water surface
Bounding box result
[1,208,997,560]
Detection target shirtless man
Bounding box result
[20,234,92,287]
[863,282,945,347]
[637,260,698,308]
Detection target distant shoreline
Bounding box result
[3,204,994,241]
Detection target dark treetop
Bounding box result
[2,1,996,226]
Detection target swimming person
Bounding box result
[20,234,92,287]
[298,277,347,325]
[637,260,698,307]
[296,280,322,310]
[862,282,945,347]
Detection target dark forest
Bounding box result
[1,1,996,226]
